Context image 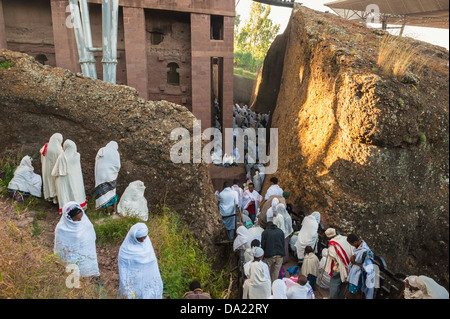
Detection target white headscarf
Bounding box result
[412,276,449,299]
[54,201,99,277]
[233,226,256,251]
[294,213,319,260]
[40,133,63,200]
[51,139,87,212]
[94,141,121,208]
[266,197,280,222]
[243,261,272,299]
[8,156,42,198]
[117,181,149,221]
[276,204,294,238]
[118,223,163,299]
[270,279,288,299]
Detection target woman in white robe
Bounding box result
[276,203,294,263]
[7,155,42,201]
[117,181,149,221]
[51,139,87,213]
[40,133,63,203]
[294,211,319,262]
[94,141,121,212]
[54,201,100,278]
[118,223,163,299]
[233,226,256,252]
[242,260,272,299]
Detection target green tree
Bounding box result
[235,3,280,67]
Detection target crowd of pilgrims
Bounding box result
[4,103,449,300]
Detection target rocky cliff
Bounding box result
[254,7,449,287]
[0,50,224,255]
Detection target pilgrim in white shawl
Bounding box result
[243,247,271,280]
[346,234,377,299]
[51,140,87,213]
[94,141,121,214]
[117,181,149,221]
[317,248,331,289]
[264,177,283,200]
[269,279,288,299]
[118,223,163,299]
[54,201,100,278]
[276,203,293,264]
[324,228,354,299]
[7,155,42,202]
[242,253,272,299]
[252,171,262,193]
[242,183,262,224]
[231,180,244,209]
[233,226,256,252]
[244,239,261,264]
[403,275,449,299]
[284,275,315,299]
[300,246,320,291]
[266,197,280,225]
[294,211,320,262]
[218,182,238,239]
[40,133,63,204]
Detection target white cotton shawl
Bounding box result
[243,261,272,299]
[247,225,264,243]
[294,214,319,260]
[117,181,149,221]
[252,171,262,193]
[40,133,63,200]
[8,156,42,198]
[269,279,288,299]
[264,184,283,200]
[118,223,163,299]
[301,253,320,277]
[51,140,86,212]
[242,190,261,212]
[54,202,99,277]
[233,226,256,252]
[276,204,294,238]
[415,276,449,299]
[317,248,331,289]
[285,281,313,299]
[94,141,121,208]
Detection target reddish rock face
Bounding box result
[254,7,449,288]
[0,50,226,256]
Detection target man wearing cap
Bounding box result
[243,246,271,281]
[324,228,354,299]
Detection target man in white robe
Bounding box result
[324,228,354,299]
[242,253,272,299]
[218,182,239,239]
[242,183,261,224]
[231,180,244,209]
[264,177,283,200]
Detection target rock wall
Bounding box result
[255,7,449,286]
[233,74,255,105]
[0,50,225,255]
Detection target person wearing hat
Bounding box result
[323,228,354,299]
[243,246,271,281]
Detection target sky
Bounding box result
[236,0,450,50]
